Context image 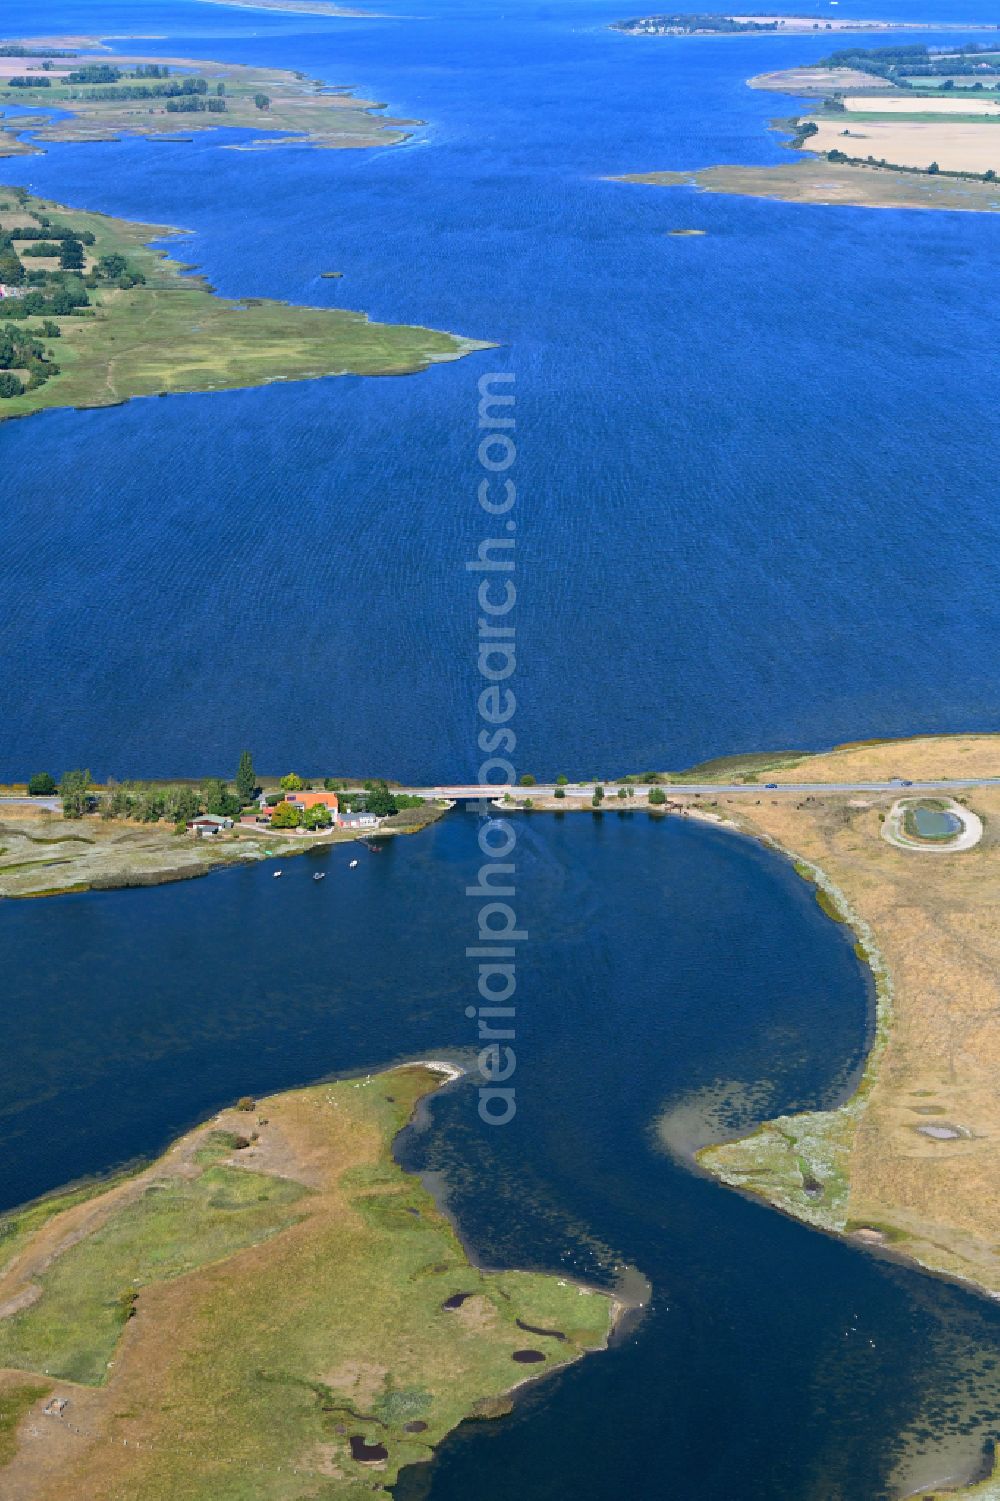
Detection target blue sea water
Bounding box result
[1,0,999,780]
[4,814,1000,1499]
[4,8,1000,1496]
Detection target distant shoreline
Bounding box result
[192,0,371,16]
[612,13,998,38]
[613,41,1000,210]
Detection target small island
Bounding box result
[615,41,1000,211]
[0,1063,617,1496]
[0,186,489,422]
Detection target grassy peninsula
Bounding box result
[0,43,410,154]
[616,42,1000,211]
[0,1064,616,1498]
[0,187,488,423]
[632,736,1000,1304]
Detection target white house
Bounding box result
[187,814,233,837]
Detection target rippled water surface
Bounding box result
[3,814,1000,1498]
[1,0,999,778]
[4,2,1000,1494]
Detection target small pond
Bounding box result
[905,803,963,842]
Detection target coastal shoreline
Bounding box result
[0,1061,620,1495]
[0,186,492,426]
[613,39,1000,212]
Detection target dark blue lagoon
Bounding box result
[1,0,1000,779]
[3,812,1000,1498]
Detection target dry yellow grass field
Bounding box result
[842,96,1000,115]
[616,161,1000,212]
[699,758,1000,1299]
[808,117,1000,174]
[767,733,1000,783]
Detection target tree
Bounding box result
[648,787,667,806]
[618,787,627,799]
[203,779,241,818]
[236,750,257,804]
[302,804,332,830]
[27,771,56,795]
[928,160,940,174]
[0,371,24,398]
[98,253,128,280]
[0,249,23,286]
[592,785,604,807]
[61,768,92,818]
[202,777,225,810]
[164,785,200,822]
[519,773,536,786]
[59,240,85,271]
[365,780,398,818]
[271,800,301,828]
[136,788,166,823]
[555,774,568,786]
[553,786,565,799]
[280,772,304,791]
[254,93,270,110]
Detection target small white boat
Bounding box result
[349,859,359,869]
[313,872,326,882]
[273,870,283,878]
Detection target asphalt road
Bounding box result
[405,778,1000,800]
[3,778,998,817]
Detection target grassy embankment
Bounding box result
[0,189,488,424]
[0,47,411,154]
[0,1064,615,1499]
[649,735,1000,1304]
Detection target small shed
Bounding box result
[187,814,233,836]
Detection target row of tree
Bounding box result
[164,97,227,114]
[30,755,419,826]
[5,225,97,243]
[83,79,225,102]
